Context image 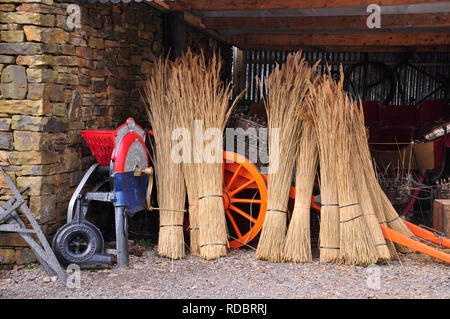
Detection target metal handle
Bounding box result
[134,166,153,177]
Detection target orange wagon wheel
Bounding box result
[222,151,268,249]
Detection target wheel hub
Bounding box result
[222,190,231,210]
[67,233,90,255]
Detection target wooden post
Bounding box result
[233,48,246,99]
[163,11,186,60]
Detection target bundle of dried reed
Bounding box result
[144,56,186,259]
[306,73,341,263]
[364,175,398,256]
[282,119,318,263]
[169,51,202,255]
[349,100,411,255]
[378,187,414,253]
[335,89,377,266]
[188,50,242,260]
[255,52,312,262]
[351,99,392,262]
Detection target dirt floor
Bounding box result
[0,245,449,299]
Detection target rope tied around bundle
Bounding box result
[266,208,288,214]
[198,194,223,200]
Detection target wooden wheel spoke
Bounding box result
[225,164,242,191]
[229,204,257,224]
[229,179,256,197]
[225,210,242,238]
[221,151,269,249]
[230,198,262,204]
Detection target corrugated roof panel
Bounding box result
[241,50,450,104]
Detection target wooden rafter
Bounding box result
[184,11,206,29]
[147,3,227,43]
[234,44,450,52]
[148,0,170,11]
[204,13,450,30]
[168,0,449,11]
[183,11,228,43]
[227,32,450,49]
[163,1,450,50]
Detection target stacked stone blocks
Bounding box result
[0,0,163,265]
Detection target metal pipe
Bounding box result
[114,206,129,267]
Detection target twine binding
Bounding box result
[266,208,287,214]
[340,214,363,223]
[339,202,359,209]
[379,215,401,225]
[199,195,223,200]
[160,224,183,228]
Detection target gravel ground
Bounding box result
[0,247,449,299]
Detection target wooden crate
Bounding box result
[433,199,450,237]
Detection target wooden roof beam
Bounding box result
[148,3,226,43]
[227,32,450,48]
[204,13,450,30]
[234,44,450,52]
[168,0,449,11]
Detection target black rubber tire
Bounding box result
[52,221,104,267]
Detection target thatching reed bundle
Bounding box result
[356,173,393,261]
[305,66,413,264]
[144,56,186,259]
[349,96,411,255]
[351,99,392,262]
[170,51,202,255]
[378,187,414,253]
[186,50,242,260]
[365,176,399,256]
[282,120,318,263]
[255,52,312,262]
[365,176,398,256]
[306,74,341,263]
[334,88,377,266]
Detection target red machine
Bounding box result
[52,118,151,268]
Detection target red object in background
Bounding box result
[363,100,382,124]
[363,100,449,167]
[433,135,450,169]
[379,104,417,127]
[376,104,418,150]
[416,100,449,127]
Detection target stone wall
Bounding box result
[0,0,232,266]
